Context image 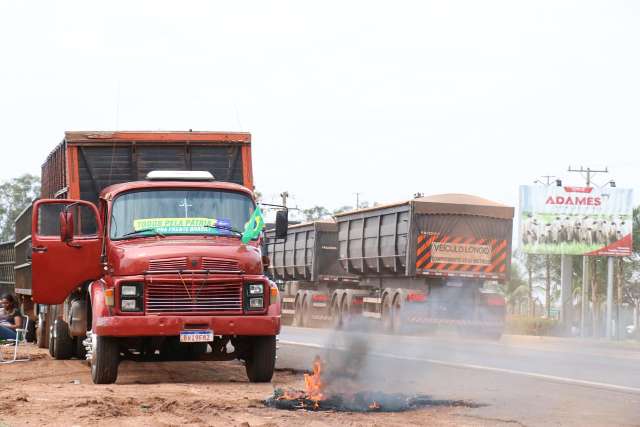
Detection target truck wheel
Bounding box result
[48,324,55,357]
[91,335,120,384]
[341,297,353,329]
[245,336,276,383]
[52,319,74,360]
[74,335,87,359]
[36,314,48,349]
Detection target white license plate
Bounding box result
[180,330,214,343]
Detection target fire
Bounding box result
[369,401,381,410]
[303,356,326,402]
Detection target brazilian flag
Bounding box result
[241,206,265,244]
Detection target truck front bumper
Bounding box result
[94,314,281,337]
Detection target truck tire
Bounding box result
[341,297,352,329]
[48,324,55,357]
[36,314,48,349]
[74,335,87,359]
[382,295,393,333]
[52,319,74,360]
[91,335,120,384]
[245,335,276,383]
[293,297,303,327]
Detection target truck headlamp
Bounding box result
[121,285,139,297]
[249,297,264,308]
[121,299,138,311]
[248,284,264,295]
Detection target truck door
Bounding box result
[31,199,103,304]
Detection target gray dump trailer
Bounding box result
[266,194,514,337]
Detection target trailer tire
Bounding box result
[382,295,393,333]
[74,335,87,359]
[245,335,276,383]
[341,296,353,329]
[293,296,304,327]
[391,294,404,334]
[91,335,120,384]
[52,319,74,360]
[301,298,312,328]
[330,296,342,329]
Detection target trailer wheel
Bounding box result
[301,298,312,327]
[74,335,87,359]
[330,297,342,329]
[52,319,74,360]
[245,335,276,383]
[293,297,303,327]
[382,295,393,333]
[91,335,120,384]
[341,296,353,329]
[391,295,404,334]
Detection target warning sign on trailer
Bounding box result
[431,242,492,266]
[416,233,509,280]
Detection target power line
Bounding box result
[567,166,608,187]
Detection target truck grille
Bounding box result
[145,280,243,314]
[149,257,188,271]
[202,257,241,272]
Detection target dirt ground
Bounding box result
[0,344,491,427]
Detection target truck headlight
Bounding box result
[121,285,138,297]
[120,283,143,312]
[121,299,138,311]
[249,297,264,308]
[248,284,264,295]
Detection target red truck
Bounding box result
[14,131,284,384]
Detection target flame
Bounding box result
[369,401,381,410]
[303,356,326,402]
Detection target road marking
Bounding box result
[279,340,640,395]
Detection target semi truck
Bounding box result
[12,131,284,384]
[265,193,513,338]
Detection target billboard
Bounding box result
[519,186,633,256]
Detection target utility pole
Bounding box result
[567,166,609,338]
[354,192,362,209]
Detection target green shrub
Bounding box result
[506,316,563,336]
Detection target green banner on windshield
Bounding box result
[133,217,231,235]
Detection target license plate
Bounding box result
[180,330,214,343]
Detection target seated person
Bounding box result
[0,294,23,340]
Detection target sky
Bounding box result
[1,1,639,218]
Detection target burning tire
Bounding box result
[245,335,276,383]
[52,319,74,360]
[91,335,120,384]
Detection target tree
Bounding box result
[302,206,330,222]
[333,205,354,215]
[0,174,40,241]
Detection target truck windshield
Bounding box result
[110,189,254,240]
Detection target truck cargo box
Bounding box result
[335,194,514,282]
[265,221,354,282]
[42,131,253,203]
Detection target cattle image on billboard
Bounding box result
[519,186,633,256]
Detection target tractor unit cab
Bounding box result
[16,131,282,384]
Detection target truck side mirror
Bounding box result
[59,210,74,242]
[275,210,288,239]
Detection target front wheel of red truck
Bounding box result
[244,335,276,383]
[91,335,120,384]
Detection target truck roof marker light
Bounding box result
[104,288,115,307]
[145,170,215,181]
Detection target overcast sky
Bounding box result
[1,1,638,216]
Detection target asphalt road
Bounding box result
[275,326,640,426]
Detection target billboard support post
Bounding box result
[581,256,590,337]
[560,255,573,334]
[606,256,614,339]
